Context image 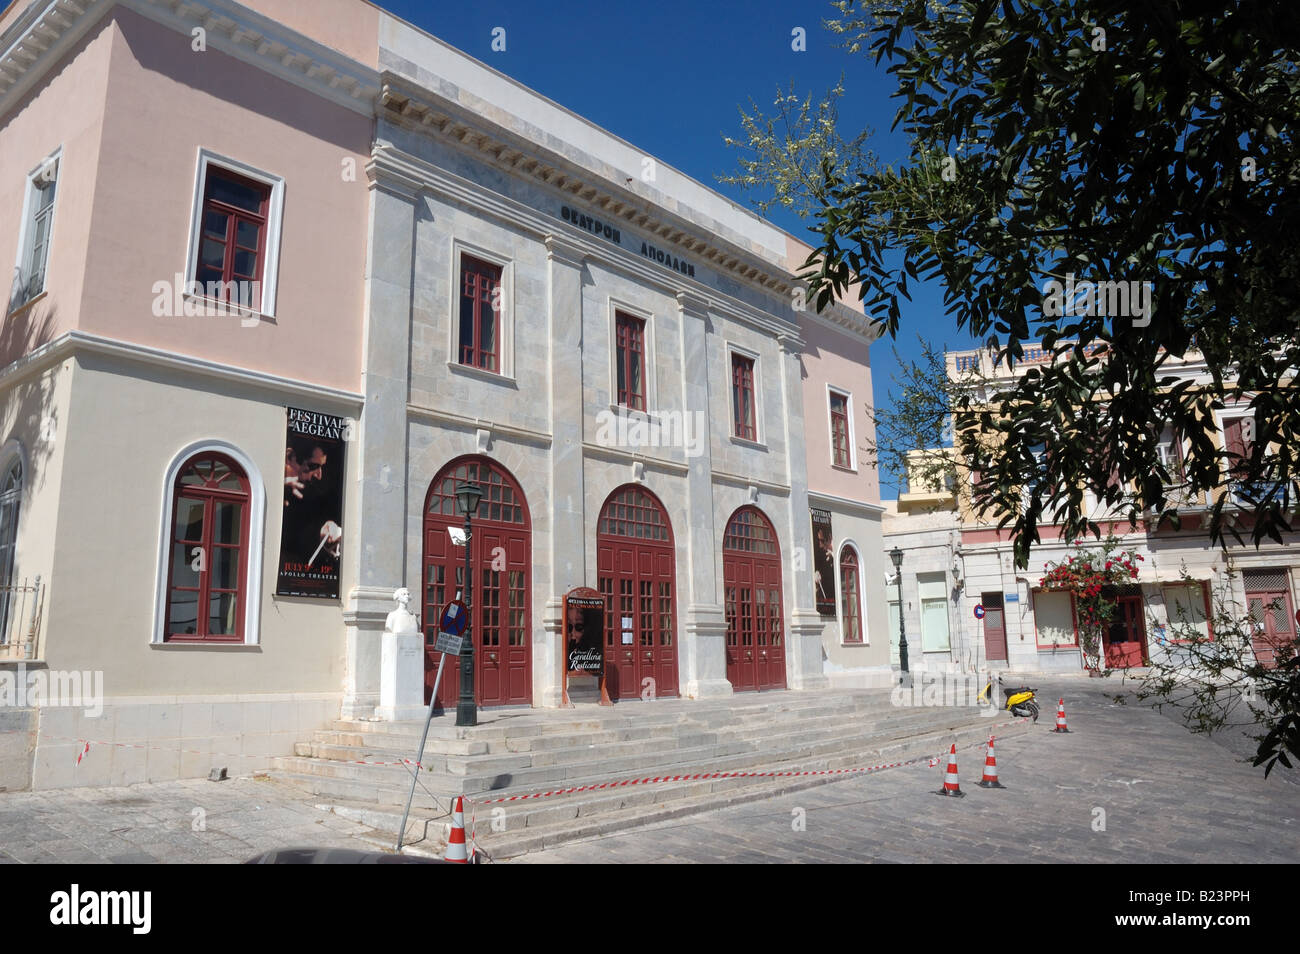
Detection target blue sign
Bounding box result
[439,600,468,637]
[973,604,985,620]
[1004,593,1019,603]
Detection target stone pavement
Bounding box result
[0,776,387,864]
[0,675,1294,863]
[507,677,1299,863]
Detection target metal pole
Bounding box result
[396,652,447,852]
[456,511,477,727]
[897,570,910,683]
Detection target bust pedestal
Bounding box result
[376,594,426,721]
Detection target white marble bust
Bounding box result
[385,587,420,635]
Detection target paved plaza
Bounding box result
[0,677,1293,864]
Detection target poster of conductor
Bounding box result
[811,508,836,615]
[276,407,347,599]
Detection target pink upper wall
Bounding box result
[799,315,879,504]
[74,7,372,392]
[238,0,380,68]
[0,11,114,367]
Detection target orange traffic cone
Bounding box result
[978,736,1004,788]
[1054,698,1071,733]
[936,743,964,797]
[445,796,469,863]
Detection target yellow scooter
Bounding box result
[979,676,1040,721]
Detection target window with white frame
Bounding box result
[729,347,759,443]
[918,572,950,652]
[828,388,854,469]
[153,441,266,646]
[448,241,513,378]
[184,151,284,316]
[10,153,60,312]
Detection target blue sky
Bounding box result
[379,0,981,496]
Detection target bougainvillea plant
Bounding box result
[1038,537,1145,672]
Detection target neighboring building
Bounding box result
[883,344,1298,674]
[0,0,888,790]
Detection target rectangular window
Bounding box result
[732,353,756,441]
[1161,583,1210,643]
[11,156,59,311]
[829,390,851,468]
[459,253,502,372]
[1033,589,1078,648]
[615,311,646,410]
[918,572,950,652]
[195,165,270,308]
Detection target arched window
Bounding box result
[839,545,863,643]
[0,455,22,642]
[163,452,252,642]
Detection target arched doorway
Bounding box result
[723,506,786,691]
[422,456,531,708]
[596,485,678,700]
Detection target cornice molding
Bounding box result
[0,0,381,118]
[0,329,364,410]
[375,76,839,317]
[368,140,804,343]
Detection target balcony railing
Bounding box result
[0,577,44,660]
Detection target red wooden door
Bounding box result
[1104,595,1147,668]
[422,457,531,709]
[596,486,678,701]
[1246,588,1295,668]
[982,593,1007,662]
[723,507,787,691]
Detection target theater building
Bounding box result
[0,0,888,790]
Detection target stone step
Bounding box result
[332,718,1031,860]
[274,704,1008,802]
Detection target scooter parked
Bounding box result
[978,676,1040,721]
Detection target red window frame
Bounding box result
[829,390,851,468]
[195,166,270,306]
[164,453,251,643]
[839,546,863,642]
[615,311,647,410]
[459,253,502,372]
[732,353,756,441]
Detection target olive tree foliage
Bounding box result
[724,0,1300,568]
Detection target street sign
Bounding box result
[434,632,464,656]
[440,599,468,637]
[1004,593,1019,603]
[973,604,985,620]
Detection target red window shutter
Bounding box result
[615,312,646,410]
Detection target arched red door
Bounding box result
[723,506,787,691]
[423,457,531,708]
[596,486,678,700]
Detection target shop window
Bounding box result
[1160,583,1211,643]
[459,253,502,372]
[918,572,950,652]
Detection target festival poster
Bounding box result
[276,407,347,599]
[811,508,836,615]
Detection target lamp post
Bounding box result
[889,546,910,685]
[454,481,484,727]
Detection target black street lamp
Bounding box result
[454,481,484,727]
[889,546,910,685]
